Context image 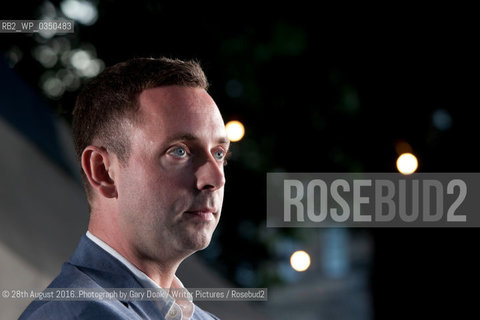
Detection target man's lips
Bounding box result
[184,208,216,221]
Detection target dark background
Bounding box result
[2,2,478,318]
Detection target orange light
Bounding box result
[225,120,245,142]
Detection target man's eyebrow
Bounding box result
[217,137,231,146]
[165,133,230,146]
[165,133,198,142]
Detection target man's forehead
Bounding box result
[139,86,213,108]
[134,86,227,139]
[137,86,222,124]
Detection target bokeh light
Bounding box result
[225,120,245,142]
[396,153,418,175]
[60,0,98,26]
[290,250,311,272]
[432,108,452,131]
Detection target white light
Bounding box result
[396,153,418,175]
[81,58,104,78]
[33,45,58,68]
[225,120,245,142]
[68,49,104,78]
[5,46,23,67]
[50,38,71,54]
[39,1,57,19]
[38,28,57,39]
[60,0,98,26]
[42,77,65,98]
[290,250,311,272]
[70,49,91,70]
[57,69,80,90]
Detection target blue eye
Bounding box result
[171,147,187,158]
[213,150,224,160]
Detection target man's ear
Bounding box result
[81,146,118,199]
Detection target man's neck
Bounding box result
[87,227,182,288]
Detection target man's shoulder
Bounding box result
[18,236,143,320]
[18,262,129,320]
[46,261,101,289]
[19,298,136,320]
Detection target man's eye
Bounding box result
[213,150,224,160]
[170,147,188,158]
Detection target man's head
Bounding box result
[72,57,229,260]
[73,57,209,200]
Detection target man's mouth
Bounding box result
[184,208,216,221]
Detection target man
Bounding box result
[20,57,230,319]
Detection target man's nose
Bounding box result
[195,155,226,191]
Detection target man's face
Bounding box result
[115,86,229,261]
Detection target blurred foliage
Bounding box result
[1,1,478,295]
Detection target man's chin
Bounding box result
[177,229,214,252]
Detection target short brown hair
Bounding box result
[72,57,209,202]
